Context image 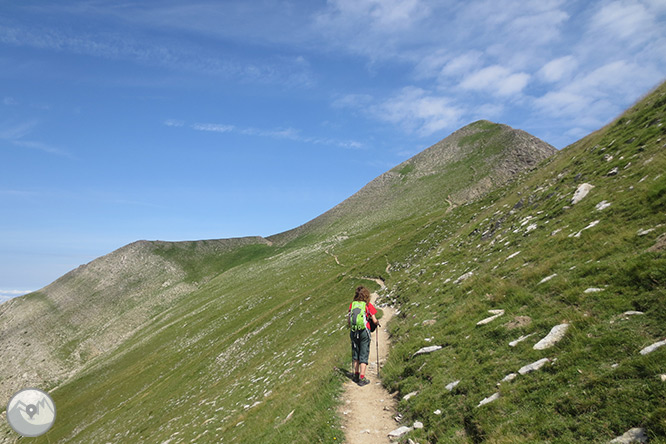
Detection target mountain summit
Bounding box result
[270,120,556,245]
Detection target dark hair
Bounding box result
[353,286,371,303]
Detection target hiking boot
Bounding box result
[358,377,370,386]
[352,374,360,383]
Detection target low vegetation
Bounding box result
[1,83,664,443]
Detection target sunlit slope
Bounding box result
[0,237,272,403]
[269,120,556,245]
[376,83,666,442]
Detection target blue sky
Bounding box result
[1,0,665,301]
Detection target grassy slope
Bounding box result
[378,83,666,443]
[1,86,663,443]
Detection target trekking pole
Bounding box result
[376,327,380,378]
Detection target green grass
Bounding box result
[3,83,665,443]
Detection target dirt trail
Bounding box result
[340,283,397,444]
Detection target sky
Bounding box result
[1,0,665,301]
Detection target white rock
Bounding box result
[572,183,595,205]
[609,427,648,443]
[403,391,419,401]
[434,409,442,415]
[360,429,371,434]
[534,324,569,350]
[388,426,413,440]
[518,358,551,375]
[413,421,424,429]
[584,287,604,293]
[445,380,460,391]
[454,271,474,284]
[413,345,443,357]
[660,374,666,382]
[623,311,644,316]
[509,333,535,347]
[639,339,666,355]
[477,392,500,407]
[538,274,558,285]
[607,167,619,176]
[570,220,600,238]
[501,373,518,383]
[506,251,521,260]
[477,309,505,325]
[596,201,611,211]
[525,223,537,233]
[637,228,655,236]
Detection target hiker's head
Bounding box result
[354,286,371,303]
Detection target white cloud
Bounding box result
[441,51,484,78]
[374,87,463,136]
[163,119,184,127]
[191,123,235,133]
[538,56,578,83]
[590,1,654,41]
[460,65,530,96]
[0,289,32,303]
[187,121,363,149]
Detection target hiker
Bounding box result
[348,285,379,386]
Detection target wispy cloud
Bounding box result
[0,16,315,88]
[180,121,364,149]
[0,289,32,303]
[460,65,531,97]
[335,87,464,136]
[0,120,72,157]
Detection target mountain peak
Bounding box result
[270,121,556,245]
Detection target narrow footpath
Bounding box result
[340,283,397,444]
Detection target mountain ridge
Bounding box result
[1,82,664,442]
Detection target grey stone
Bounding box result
[534,324,569,350]
[477,392,500,407]
[639,339,666,355]
[509,333,535,347]
[609,427,648,443]
[572,183,594,205]
[413,345,443,357]
[518,358,551,375]
[388,426,413,440]
[403,391,419,401]
[477,309,505,325]
[445,380,460,391]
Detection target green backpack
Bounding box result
[349,301,368,331]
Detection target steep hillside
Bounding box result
[1,82,664,443]
[269,121,555,245]
[373,83,666,442]
[0,236,271,403]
